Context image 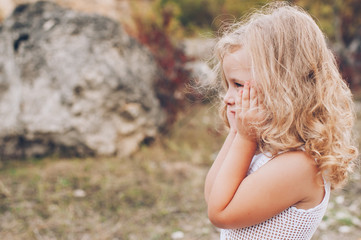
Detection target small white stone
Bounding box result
[335,211,349,220]
[73,189,86,198]
[338,225,352,233]
[171,231,184,239]
[335,195,345,204]
[352,217,361,226]
[43,20,56,31]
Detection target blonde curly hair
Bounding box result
[213,2,358,189]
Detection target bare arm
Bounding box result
[207,83,322,229]
[207,150,320,229]
[207,82,259,221]
[207,133,257,214]
[204,129,237,203]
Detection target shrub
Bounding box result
[126,2,195,131]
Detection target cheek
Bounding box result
[231,86,240,96]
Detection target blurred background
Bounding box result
[0,0,360,239]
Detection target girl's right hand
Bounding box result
[235,82,263,140]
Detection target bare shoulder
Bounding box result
[272,150,317,173]
[271,150,324,209]
[207,150,325,228]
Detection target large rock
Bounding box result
[0,1,165,159]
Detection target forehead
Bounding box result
[222,47,252,71]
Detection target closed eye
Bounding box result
[235,82,244,88]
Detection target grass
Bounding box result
[0,104,224,240]
[0,103,361,240]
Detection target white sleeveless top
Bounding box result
[220,152,331,240]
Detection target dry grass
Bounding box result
[0,104,224,240]
[0,103,361,240]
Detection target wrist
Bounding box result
[234,133,257,151]
[235,127,257,142]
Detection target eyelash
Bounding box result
[235,82,244,88]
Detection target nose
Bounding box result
[223,89,235,106]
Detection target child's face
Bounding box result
[222,47,253,124]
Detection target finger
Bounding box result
[236,89,243,112]
[242,82,250,110]
[250,86,258,110]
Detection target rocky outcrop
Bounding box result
[0,1,165,159]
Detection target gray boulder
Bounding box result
[0,1,165,159]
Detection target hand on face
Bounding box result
[222,47,264,138]
[235,82,264,140]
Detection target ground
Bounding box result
[0,103,360,240]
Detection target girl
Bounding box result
[204,2,358,239]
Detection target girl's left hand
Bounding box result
[235,82,263,141]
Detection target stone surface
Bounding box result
[0,1,165,159]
